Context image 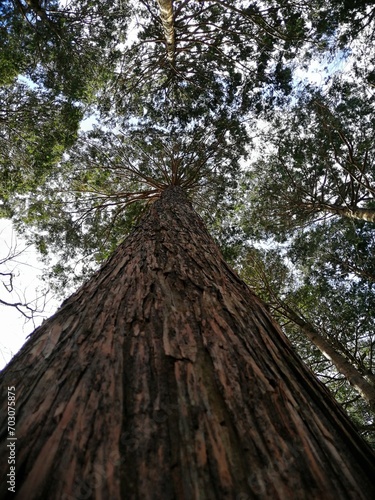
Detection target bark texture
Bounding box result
[1,186,375,500]
[326,205,375,223]
[157,0,175,63]
[306,202,375,223]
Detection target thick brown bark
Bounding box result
[1,186,375,499]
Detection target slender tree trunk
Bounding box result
[281,306,375,411]
[1,186,375,499]
[157,0,175,64]
[310,203,375,223]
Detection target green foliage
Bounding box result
[0,0,128,98]
[0,82,82,205]
[0,0,133,228]
[244,77,375,240]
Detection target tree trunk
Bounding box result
[1,186,374,499]
[157,0,175,64]
[310,203,375,223]
[281,304,375,412]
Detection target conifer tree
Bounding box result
[1,186,375,499]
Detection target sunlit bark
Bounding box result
[157,0,175,63]
[323,204,375,223]
[303,202,375,223]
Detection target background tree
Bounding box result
[0,82,81,208]
[246,78,375,231]
[238,63,375,438]
[0,0,130,216]
[240,247,375,444]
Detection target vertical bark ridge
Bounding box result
[0,186,374,499]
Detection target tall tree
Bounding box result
[1,186,375,499]
[2,1,375,496]
[239,73,375,431]
[246,78,375,233]
[240,247,375,438]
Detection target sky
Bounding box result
[0,220,60,370]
